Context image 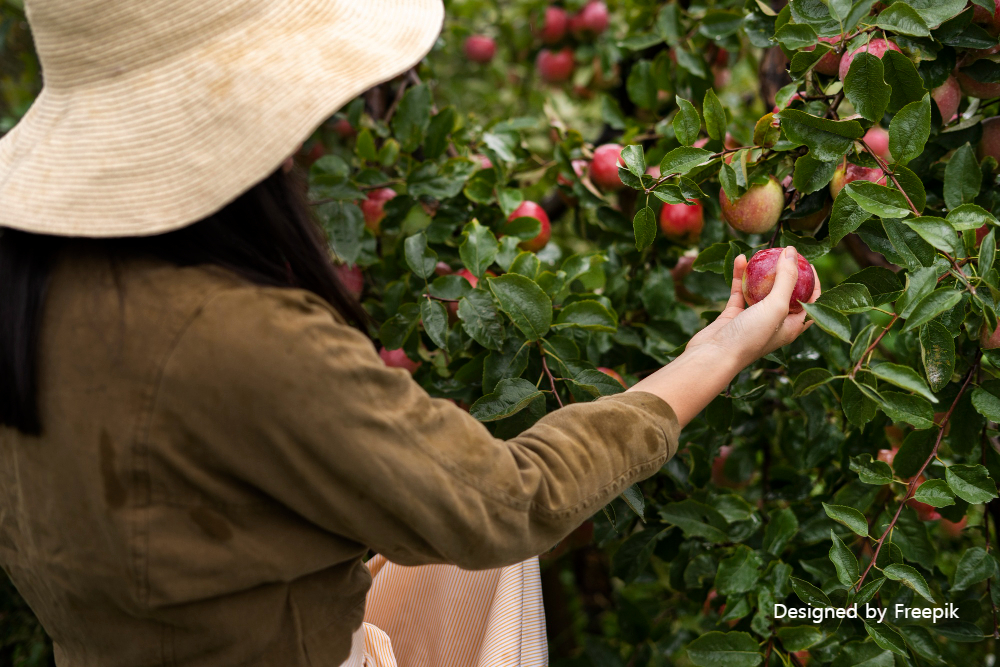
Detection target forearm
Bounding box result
[627,345,743,428]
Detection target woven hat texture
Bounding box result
[0,0,445,237]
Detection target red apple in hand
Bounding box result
[719,177,785,234]
[334,264,364,299]
[830,161,886,198]
[508,201,552,252]
[742,248,816,313]
[537,48,575,82]
[659,200,704,244]
[838,38,901,81]
[596,367,627,388]
[590,143,624,191]
[540,6,569,44]
[465,35,497,64]
[360,188,397,232]
[379,347,422,374]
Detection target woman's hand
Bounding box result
[686,246,821,369]
[627,245,820,428]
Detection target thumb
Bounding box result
[763,247,800,313]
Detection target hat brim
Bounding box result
[0,0,444,237]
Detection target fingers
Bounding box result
[761,247,800,315]
[808,265,822,303]
[724,254,748,311]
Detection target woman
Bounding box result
[0,1,819,665]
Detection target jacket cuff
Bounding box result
[596,390,681,461]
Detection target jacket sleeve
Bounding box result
[155,285,680,570]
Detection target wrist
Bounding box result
[679,343,746,382]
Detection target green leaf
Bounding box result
[321,202,366,266]
[816,283,874,312]
[973,380,1000,421]
[864,622,908,657]
[424,106,457,160]
[903,216,960,255]
[573,369,627,397]
[775,110,865,162]
[659,147,714,176]
[901,288,964,333]
[883,50,928,112]
[457,290,505,351]
[673,98,702,146]
[880,391,936,429]
[621,484,645,520]
[982,229,997,276]
[850,454,894,485]
[801,302,853,342]
[554,300,618,332]
[763,508,799,555]
[379,302,420,350]
[945,464,998,504]
[715,545,763,595]
[704,89,727,141]
[899,625,942,663]
[870,363,938,402]
[854,577,886,606]
[693,243,731,274]
[503,217,543,241]
[793,153,839,194]
[420,299,449,350]
[793,368,835,396]
[844,53,891,123]
[844,373,879,426]
[404,232,438,280]
[686,632,763,667]
[829,190,873,245]
[626,59,657,110]
[919,321,956,392]
[620,145,645,177]
[824,503,870,537]
[875,2,931,35]
[844,182,913,219]
[356,128,378,161]
[459,220,500,278]
[790,576,831,607]
[429,274,474,300]
[844,267,904,304]
[948,203,998,231]
[659,500,730,542]
[700,10,745,37]
[711,495,756,523]
[509,252,540,279]
[633,206,656,251]
[953,546,1000,590]
[883,563,935,602]
[829,529,860,586]
[470,378,544,422]
[487,274,552,341]
[483,338,530,393]
[913,478,955,507]
[777,626,823,652]
[831,641,894,667]
[944,143,983,210]
[889,94,931,164]
[774,22,819,49]
[392,83,432,152]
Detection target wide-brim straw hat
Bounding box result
[0,0,445,238]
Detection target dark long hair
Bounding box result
[0,167,368,435]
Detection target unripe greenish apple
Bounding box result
[838,38,901,81]
[590,143,624,191]
[979,116,1000,161]
[932,76,962,121]
[659,200,704,244]
[719,177,785,234]
[508,201,551,252]
[742,248,816,313]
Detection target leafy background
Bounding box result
[6,0,1000,664]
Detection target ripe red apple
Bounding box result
[557,159,589,186]
[838,38,901,81]
[508,201,552,252]
[979,116,1000,161]
[941,516,968,538]
[333,118,355,138]
[379,347,422,374]
[434,261,453,277]
[473,154,493,170]
[659,200,704,244]
[957,66,1000,99]
[932,76,962,122]
[719,177,785,234]
[865,126,890,161]
[540,6,569,44]
[788,199,832,232]
[590,143,624,191]
[981,320,1000,348]
[830,161,887,198]
[596,367,627,388]
[334,264,364,299]
[974,0,1000,34]
[571,1,609,36]
[877,447,898,466]
[742,248,816,313]
[537,48,575,82]
[360,188,397,232]
[810,35,843,76]
[464,35,497,64]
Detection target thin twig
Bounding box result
[382,76,411,126]
[540,347,565,408]
[849,314,900,378]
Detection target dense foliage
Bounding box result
[8,0,1000,664]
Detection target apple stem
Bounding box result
[855,358,980,593]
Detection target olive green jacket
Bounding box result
[0,248,680,667]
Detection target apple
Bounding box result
[793,651,812,667]
[379,347,421,374]
[974,0,1000,34]
[719,177,785,234]
[659,200,704,244]
[590,143,624,191]
[830,161,886,199]
[981,320,1000,349]
[838,38,901,81]
[434,261,452,277]
[473,154,493,170]
[977,224,994,245]
[540,6,569,44]
[508,201,552,252]
[334,264,364,299]
[742,247,816,313]
[465,35,497,64]
[932,76,962,122]
[537,48,575,82]
[941,516,968,538]
[596,367,627,388]
[865,126,891,161]
[957,66,1000,99]
[557,159,589,186]
[711,445,746,488]
[788,199,832,232]
[359,187,397,232]
[877,447,898,466]
[979,116,1000,161]
[810,35,843,76]
[333,118,355,138]
[571,1,609,36]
